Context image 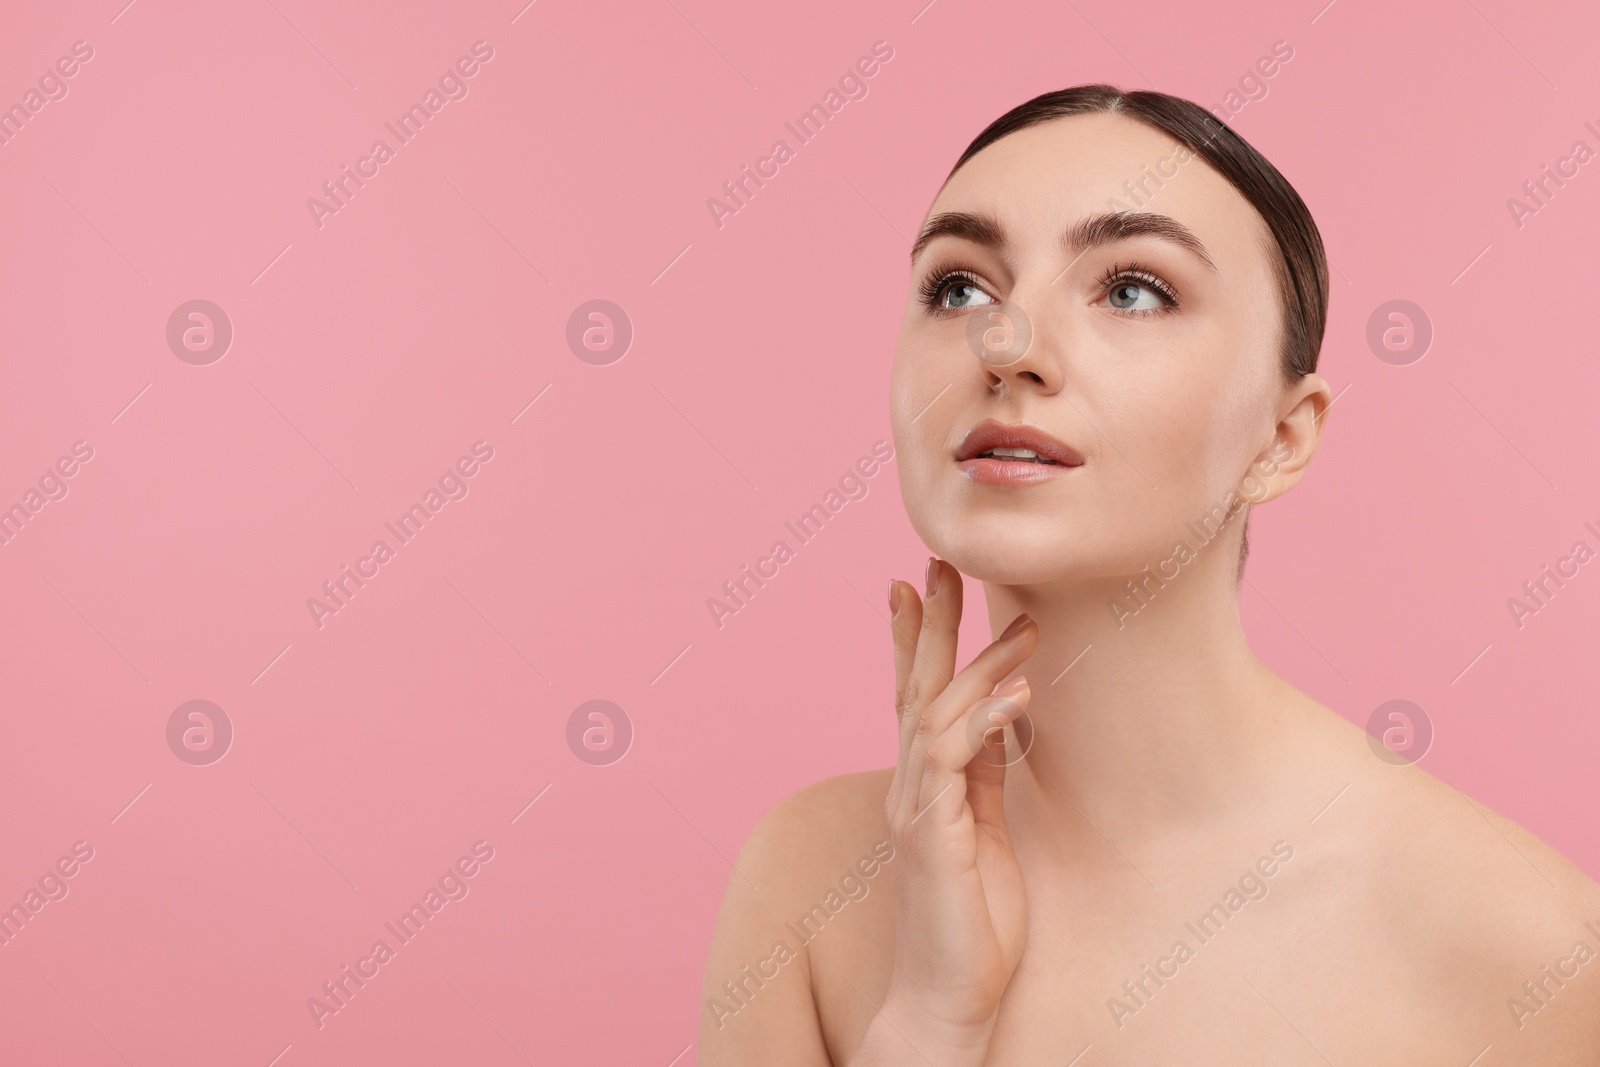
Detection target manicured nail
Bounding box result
[887,579,899,617]
[991,675,1029,699]
[999,613,1032,641]
[924,557,940,598]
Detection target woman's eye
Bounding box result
[1105,281,1166,311]
[943,281,995,309]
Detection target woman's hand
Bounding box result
[854,557,1037,1065]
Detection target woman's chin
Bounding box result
[929,540,1086,587]
[923,522,1164,589]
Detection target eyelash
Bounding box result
[917,260,1182,318]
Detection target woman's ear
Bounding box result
[1241,373,1332,504]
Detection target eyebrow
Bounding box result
[910,209,1219,273]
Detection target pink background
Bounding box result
[1,0,1596,1062]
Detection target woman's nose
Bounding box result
[967,296,1063,392]
[967,300,1032,369]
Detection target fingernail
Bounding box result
[991,675,1029,699]
[999,613,1032,641]
[924,557,940,598]
[887,579,899,617]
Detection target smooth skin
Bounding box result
[698,112,1600,1065]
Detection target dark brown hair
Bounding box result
[947,84,1328,578]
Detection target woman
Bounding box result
[698,85,1600,1064]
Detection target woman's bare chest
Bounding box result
[809,851,1483,1065]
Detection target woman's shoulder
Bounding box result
[1296,697,1599,919]
[736,767,896,881]
[697,769,896,1064]
[1299,706,1600,1050]
[761,766,896,825]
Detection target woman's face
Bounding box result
[892,111,1316,586]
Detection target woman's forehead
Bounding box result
[928,113,1271,268]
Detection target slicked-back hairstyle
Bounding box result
[944,84,1329,580]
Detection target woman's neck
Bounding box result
[982,550,1301,849]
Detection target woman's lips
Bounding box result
[957,456,1081,486]
[953,419,1085,486]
